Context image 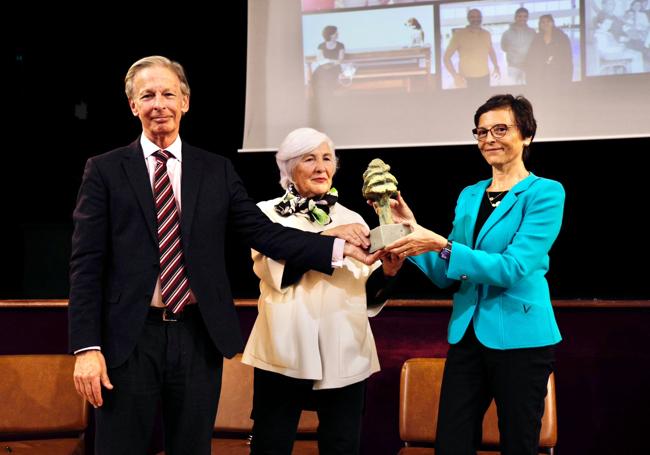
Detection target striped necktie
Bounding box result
[153,150,191,314]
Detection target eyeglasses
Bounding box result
[472,124,516,141]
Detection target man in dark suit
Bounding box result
[69,55,377,455]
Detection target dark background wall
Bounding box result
[4,2,649,301]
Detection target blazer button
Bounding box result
[460,274,469,280]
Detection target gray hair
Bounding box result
[276,127,337,189]
[124,55,191,100]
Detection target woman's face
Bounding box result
[476,108,530,169]
[539,17,554,33]
[292,142,336,198]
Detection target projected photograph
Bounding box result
[585,0,650,76]
[302,0,434,13]
[302,5,435,96]
[439,0,581,89]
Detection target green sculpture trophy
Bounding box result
[362,159,412,253]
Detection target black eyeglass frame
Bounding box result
[472,124,517,141]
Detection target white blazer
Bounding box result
[241,198,383,390]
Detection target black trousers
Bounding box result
[436,325,555,455]
[94,306,223,455]
[250,368,366,455]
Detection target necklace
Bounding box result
[486,190,507,208]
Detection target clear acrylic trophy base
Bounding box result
[369,223,412,253]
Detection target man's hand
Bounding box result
[322,223,370,249]
[344,242,385,265]
[73,350,113,408]
[453,73,466,88]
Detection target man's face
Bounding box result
[515,11,529,26]
[128,65,189,144]
[468,10,482,27]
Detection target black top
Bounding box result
[318,41,345,60]
[525,28,573,85]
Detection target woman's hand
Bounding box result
[382,252,405,277]
[385,222,447,258]
[322,223,370,249]
[368,192,416,225]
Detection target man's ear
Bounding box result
[129,99,139,117]
[181,95,190,115]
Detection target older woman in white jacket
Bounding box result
[242,128,403,454]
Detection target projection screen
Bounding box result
[243,0,650,151]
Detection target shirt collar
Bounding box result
[140,134,183,162]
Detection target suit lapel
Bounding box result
[180,145,203,250]
[121,141,157,244]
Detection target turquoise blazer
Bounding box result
[411,173,564,349]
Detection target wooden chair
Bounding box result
[398,358,557,455]
[0,354,89,454]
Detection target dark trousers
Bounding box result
[436,325,555,455]
[95,306,223,455]
[250,368,366,455]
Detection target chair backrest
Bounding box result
[215,355,319,433]
[0,354,88,435]
[399,358,444,444]
[399,358,557,450]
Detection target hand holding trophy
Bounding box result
[362,159,412,253]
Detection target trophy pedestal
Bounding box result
[369,223,412,253]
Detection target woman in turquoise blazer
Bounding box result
[386,94,564,455]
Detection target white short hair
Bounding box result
[276,128,337,189]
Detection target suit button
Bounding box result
[153,263,159,269]
[460,274,469,280]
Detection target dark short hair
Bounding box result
[474,94,537,160]
[515,7,529,16]
[407,18,422,29]
[539,14,555,25]
[322,25,338,41]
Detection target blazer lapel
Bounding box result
[180,145,203,250]
[476,192,516,247]
[464,181,488,248]
[475,173,537,247]
[121,141,158,244]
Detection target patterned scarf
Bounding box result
[274,184,338,226]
